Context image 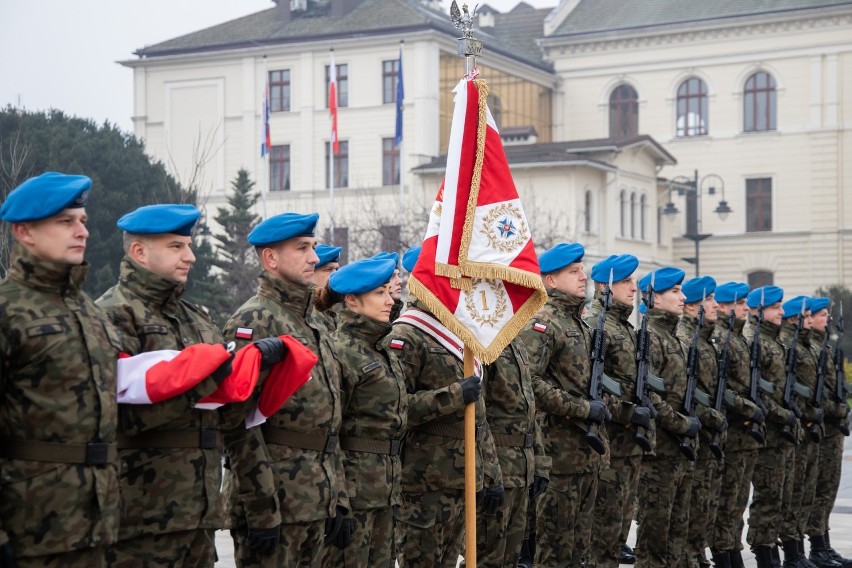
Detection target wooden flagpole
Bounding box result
[463,349,477,567]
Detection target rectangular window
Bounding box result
[746,178,772,232]
[382,59,399,104]
[325,141,349,188]
[382,137,400,186]
[270,145,290,191]
[380,224,401,253]
[325,64,349,108]
[269,70,290,112]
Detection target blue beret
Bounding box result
[402,245,421,273]
[315,244,342,268]
[329,257,397,295]
[372,251,400,266]
[0,172,91,222]
[682,276,717,304]
[746,285,784,308]
[591,254,639,283]
[810,297,830,313]
[638,267,685,293]
[248,212,319,246]
[715,282,750,303]
[782,296,812,319]
[538,242,585,274]
[117,204,200,236]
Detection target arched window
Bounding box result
[744,72,776,132]
[619,190,627,237]
[584,190,592,233]
[630,192,637,238]
[676,78,708,137]
[640,194,647,240]
[748,270,774,288]
[609,84,639,138]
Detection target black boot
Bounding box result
[810,534,843,568]
[772,546,784,568]
[730,549,746,568]
[783,540,802,568]
[517,539,533,568]
[755,546,777,568]
[711,549,733,568]
[619,544,636,564]
[824,532,852,567]
[798,538,822,568]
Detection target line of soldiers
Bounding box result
[1,171,851,568]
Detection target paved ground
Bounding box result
[214,435,852,567]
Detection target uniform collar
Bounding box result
[592,290,634,322]
[648,308,680,331]
[6,244,88,295]
[338,308,391,344]
[717,311,745,336]
[755,315,781,339]
[119,256,184,307]
[547,288,585,317]
[257,269,313,316]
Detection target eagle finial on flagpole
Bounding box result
[450,0,482,74]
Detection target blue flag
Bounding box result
[394,46,404,147]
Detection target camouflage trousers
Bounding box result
[635,456,693,567]
[16,545,108,568]
[807,433,845,536]
[535,468,599,566]
[112,529,215,568]
[322,506,396,568]
[685,454,721,567]
[476,486,527,568]
[747,443,794,547]
[590,454,642,568]
[396,490,465,568]
[780,438,819,541]
[713,447,758,552]
[232,519,325,567]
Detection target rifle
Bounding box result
[634,273,664,452]
[587,269,622,455]
[834,304,851,435]
[709,308,735,459]
[781,297,810,444]
[810,316,831,442]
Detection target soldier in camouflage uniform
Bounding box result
[777,297,823,567]
[517,242,610,566]
[0,173,121,567]
[585,253,651,568]
[806,297,852,567]
[224,212,352,567]
[310,244,342,288]
[314,257,407,568]
[744,286,799,568]
[381,298,498,568]
[677,277,728,568]
[634,267,702,568]
[711,282,766,568]
[96,204,268,567]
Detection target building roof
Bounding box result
[549,0,852,38]
[412,134,676,172]
[132,0,553,70]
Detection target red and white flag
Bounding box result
[329,49,339,155]
[408,71,546,363]
[245,336,318,427]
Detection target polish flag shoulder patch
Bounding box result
[235,327,254,340]
[533,323,547,333]
[389,339,405,350]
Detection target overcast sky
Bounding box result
[0,0,556,134]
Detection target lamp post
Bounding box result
[663,169,731,277]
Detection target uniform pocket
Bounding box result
[396,494,436,529]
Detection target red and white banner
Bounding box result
[408,72,546,363]
[329,49,339,155]
[246,336,318,427]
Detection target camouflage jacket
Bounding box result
[710,312,762,452]
[647,309,696,458]
[96,257,231,538]
[0,247,121,557]
[779,324,822,438]
[482,339,546,488]
[752,317,797,448]
[381,302,502,492]
[519,289,606,478]
[224,270,347,524]
[811,332,848,437]
[677,315,726,455]
[586,295,654,458]
[333,309,407,510]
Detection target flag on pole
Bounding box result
[329,50,340,155]
[261,74,272,158]
[407,70,547,364]
[394,45,404,147]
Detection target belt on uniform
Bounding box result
[340,436,402,456]
[492,432,534,448]
[0,437,117,466]
[416,422,486,441]
[116,429,222,450]
[261,425,338,453]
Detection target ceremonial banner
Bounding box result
[408,71,546,364]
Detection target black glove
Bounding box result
[477,483,505,515]
[529,475,548,499]
[246,526,280,556]
[586,399,610,425]
[0,542,16,568]
[458,376,482,405]
[750,405,766,425]
[684,416,701,438]
[790,402,803,419]
[210,352,234,385]
[630,406,653,430]
[253,337,288,371]
[714,417,728,434]
[784,410,799,426]
[810,408,825,424]
[324,507,355,549]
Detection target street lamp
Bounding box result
[662,169,731,277]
